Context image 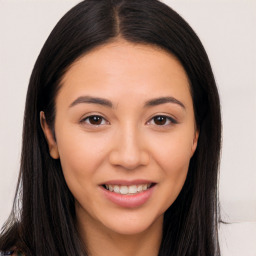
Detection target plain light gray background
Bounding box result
[0,0,255,255]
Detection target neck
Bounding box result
[77,211,163,256]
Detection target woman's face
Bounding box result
[42,40,198,236]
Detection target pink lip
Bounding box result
[99,183,156,208]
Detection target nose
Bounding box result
[109,125,150,170]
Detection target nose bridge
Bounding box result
[122,123,140,154]
[109,121,149,169]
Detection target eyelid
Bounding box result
[80,113,110,126]
[146,114,178,126]
[79,113,177,127]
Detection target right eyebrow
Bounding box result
[69,96,113,108]
[144,96,185,110]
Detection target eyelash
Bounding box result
[80,115,109,126]
[147,115,178,126]
[80,114,177,127]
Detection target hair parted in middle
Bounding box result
[0,1,221,255]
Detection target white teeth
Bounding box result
[142,184,147,191]
[128,185,137,194]
[120,186,129,194]
[113,185,120,193]
[137,185,143,192]
[104,183,152,195]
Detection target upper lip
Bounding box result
[101,179,156,186]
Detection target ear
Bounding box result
[191,129,199,157]
[40,111,59,159]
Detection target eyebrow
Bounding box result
[69,96,113,108]
[144,96,185,109]
[69,95,185,109]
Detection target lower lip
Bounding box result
[100,185,155,208]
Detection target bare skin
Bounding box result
[41,39,199,256]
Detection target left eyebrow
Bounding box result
[69,96,113,108]
[144,96,186,109]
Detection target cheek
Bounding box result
[55,126,108,193]
[159,142,191,190]
[152,128,194,171]
[56,133,106,215]
[150,130,193,207]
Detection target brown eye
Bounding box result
[148,115,177,126]
[88,116,102,125]
[153,116,168,125]
[82,115,108,126]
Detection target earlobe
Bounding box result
[40,111,59,159]
[191,130,199,157]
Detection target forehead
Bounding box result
[63,40,189,82]
[58,40,192,108]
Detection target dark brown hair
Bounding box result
[0,0,221,255]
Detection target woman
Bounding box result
[0,0,222,255]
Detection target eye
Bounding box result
[147,115,177,126]
[81,115,109,126]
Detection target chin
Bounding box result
[100,212,164,236]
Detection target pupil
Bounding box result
[154,116,166,125]
[89,116,102,125]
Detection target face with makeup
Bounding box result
[41,40,199,238]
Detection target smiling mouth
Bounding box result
[102,183,155,195]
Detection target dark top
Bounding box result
[0,250,23,256]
